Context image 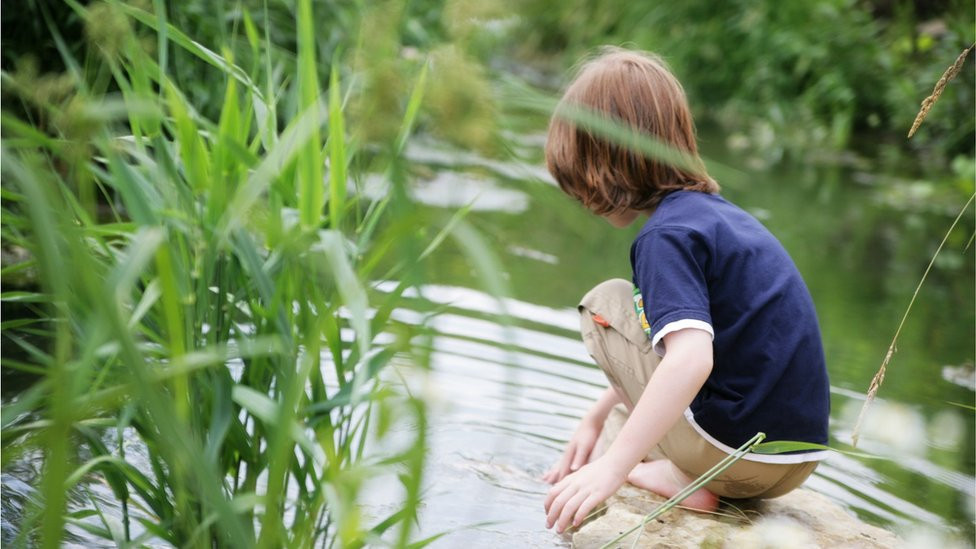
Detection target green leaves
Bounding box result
[317,230,370,363]
[217,98,327,241]
[296,0,324,230]
[328,61,348,231]
[231,385,279,425]
[2,0,479,546]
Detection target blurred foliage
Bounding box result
[1,0,500,145]
[6,0,972,171]
[0,0,510,546]
[516,0,975,171]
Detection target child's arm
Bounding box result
[544,328,713,533]
[542,387,622,484]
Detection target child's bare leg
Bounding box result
[626,460,718,512]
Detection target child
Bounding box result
[541,48,830,534]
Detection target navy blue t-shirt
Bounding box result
[631,191,830,458]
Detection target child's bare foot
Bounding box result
[626,460,718,512]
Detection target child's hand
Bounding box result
[543,456,627,533]
[541,416,603,484]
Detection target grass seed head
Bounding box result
[349,2,409,144]
[84,2,132,59]
[426,44,497,152]
[907,44,974,138]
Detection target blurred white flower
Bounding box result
[725,517,817,549]
[927,409,965,450]
[897,525,970,549]
[842,399,926,456]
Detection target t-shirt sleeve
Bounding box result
[632,227,714,356]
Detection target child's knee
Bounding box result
[579,278,633,314]
[579,279,651,352]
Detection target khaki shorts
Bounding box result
[580,278,818,499]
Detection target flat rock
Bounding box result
[571,483,900,549]
[572,406,900,548]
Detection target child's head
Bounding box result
[546,47,718,215]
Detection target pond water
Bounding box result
[2,131,973,547]
[373,133,975,547]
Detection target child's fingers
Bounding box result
[556,490,589,533]
[573,493,602,528]
[543,478,564,512]
[544,462,569,484]
[570,443,591,472]
[543,474,575,513]
[541,467,557,484]
[556,442,576,479]
[545,483,579,528]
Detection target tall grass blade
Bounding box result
[164,80,210,192]
[394,60,429,154]
[153,0,168,84]
[153,241,191,423]
[296,0,324,230]
[4,151,74,549]
[851,192,976,446]
[449,219,512,304]
[211,59,243,222]
[317,230,370,375]
[218,99,326,240]
[328,60,348,231]
[500,76,743,184]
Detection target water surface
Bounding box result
[390,133,975,547]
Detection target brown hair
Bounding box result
[545,47,718,215]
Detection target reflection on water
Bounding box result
[355,135,553,214]
[360,171,531,213]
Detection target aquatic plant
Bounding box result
[0,0,468,546]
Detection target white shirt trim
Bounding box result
[684,409,830,464]
[652,319,714,356]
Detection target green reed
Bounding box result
[0,1,463,547]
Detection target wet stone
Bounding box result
[571,484,900,549]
